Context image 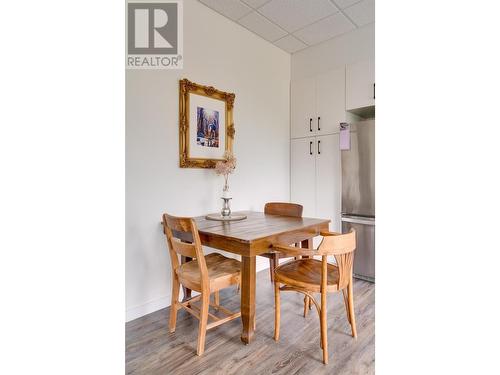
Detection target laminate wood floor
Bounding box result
[126,269,374,375]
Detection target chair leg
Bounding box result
[319,298,323,349]
[274,281,280,341]
[213,291,220,310]
[196,292,210,356]
[348,280,357,339]
[169,275,180,333]
[303,295,310,318]
[320,291,328,364]
[342,288,351,324]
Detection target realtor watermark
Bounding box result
[127,1,183,69]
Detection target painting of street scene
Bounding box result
[196,106,220,148]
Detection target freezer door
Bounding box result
[342,216,375,282]
[341,120,375,217]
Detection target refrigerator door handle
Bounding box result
[341,215,375,226]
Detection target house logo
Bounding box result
[127,1,183,69]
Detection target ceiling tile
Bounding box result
[294,12,355,45]
[199,0,252,21]
[259,0,339,33]
[343,0,374,27]
[332,0,362,9]
[241,0,271,8]
[273,35,308,53]
[238,11,287,42]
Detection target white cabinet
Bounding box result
[291,76,315,139]
[346,59,375,110]
[290,138,316,218]
[290,67,345,231]
[291,134,341,231]
[315,134,341,232]
[316,68,345,135]
[291,66,345,139]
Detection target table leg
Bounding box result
[240,256,256,344]
[180,255,192,301]
[301,238,313,251]
[301,239,314,311]
[301,238,313,259]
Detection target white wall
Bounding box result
[126,0,291,321]
[291,23,375,80]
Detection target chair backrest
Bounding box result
[318,229,356,290]
[264,202,303,218]
[162,213,209,286]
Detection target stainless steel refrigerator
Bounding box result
[341,119,375,282]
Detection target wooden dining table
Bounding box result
[176,210,330,344]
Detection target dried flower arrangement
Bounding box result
[215,151,236,194]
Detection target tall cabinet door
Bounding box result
[291,76,315,139]
[291,138,316,217]
[316,67,345,135]
[346,59,375,110]
[315,134,341,232]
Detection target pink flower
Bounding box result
[215,151,236,176]
[215,152,236,191]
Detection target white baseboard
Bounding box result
[126,294,171,322]
[126,258,271,322]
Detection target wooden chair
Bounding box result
[260,202,303,283]
[162,213,241,356]
[272,229,357,364]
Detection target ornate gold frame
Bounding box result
[179,78,235,168]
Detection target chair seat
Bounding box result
[274,259,341,292]
[177,253,240,292]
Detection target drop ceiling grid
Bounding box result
[258,0,340,33]
[197,0,374,54]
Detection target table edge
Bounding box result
[197,218,331,244]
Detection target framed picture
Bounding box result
[179,79,235,168]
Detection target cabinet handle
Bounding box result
[318,116,321,131]
[309,141,313,155]
[309,118,312,132]
[373,83,375,99]
[318,140,321,154]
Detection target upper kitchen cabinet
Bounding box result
[316,67,345,136]
[346,59,375,111]
[291,66,345,139]
[291,76,315,139]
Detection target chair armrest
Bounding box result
[271,244,317,257]
[320,231,342,237]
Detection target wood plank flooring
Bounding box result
[126,269,374,375]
